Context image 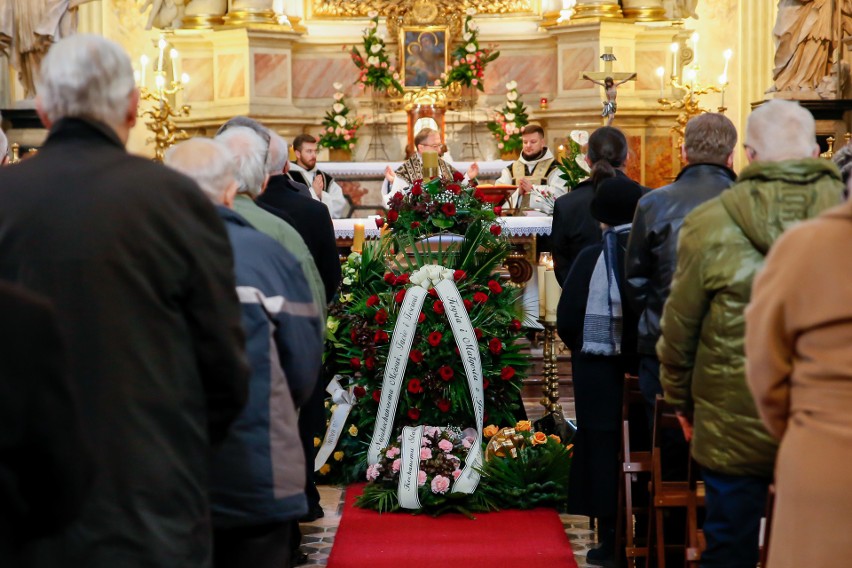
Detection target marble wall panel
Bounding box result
[292,57,360,99]
[636,51,667,91]
[254,52,289,98]
[217,54,246,99]
[561,47,596,91]
[483,52,557,95]
[182,57,214,102]
[624,133,642,183]
[644,134,676,188]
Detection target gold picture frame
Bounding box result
[399,25,450,89]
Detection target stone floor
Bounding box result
[300,390,603,567]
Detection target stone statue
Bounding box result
[769,0,845,95]
[0,0,98,98]
[663,0,699,19]
[141,0,186,29]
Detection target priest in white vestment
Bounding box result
[287,133,349,219]
[497,124,567,215]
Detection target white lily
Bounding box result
[334,92,344,101]
[507,80,518,90]
[367,56,380,66]
[507,91,518,102]
[466,7,476,15]
[465,43,476,53]
[370,44,382,54]
[368,10,378,18]
[333,82,343,90]
[570,130,590,145]
[334,115,347,126]
[505,113,515,122]
[576,154,591,173]
[463,32,472,42]
[332,103,345,113]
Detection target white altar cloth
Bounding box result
[321,160,512,180]
[332,216,552,239]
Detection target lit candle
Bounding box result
[157,37,167,73]
[557,144,566,161]
[537,252,552,319]
[422,150,439,179]
[656,66,665,98]
[140,54,149,87]
[691,32,699,70]
[544,269,560,323]
[181,72,190,85]
[169,48,179,84]
[352,223,365,253]
[722,48,732,79]
[670,42,679,79]
[155,74,166,91]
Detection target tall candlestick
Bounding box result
[670,42,679,79]
[169,49,179,84]
[656,66,665,98]
[544,269,560,323]
[422,150,439,179]
[140,54,149,87]
[352,223,365,253]
[157,37,167,73]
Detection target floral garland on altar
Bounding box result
[318,82,363,151]
[486,81,529,155]
[441,8,499,91]
[349,10,403,94]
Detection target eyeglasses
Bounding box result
[420,143,442,150]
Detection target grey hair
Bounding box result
[164,138,236,204]
[745,100,818,162]
[216,116,273,172]
[268,131,288,174]
[215,126,267,197]
[36,34,136,128]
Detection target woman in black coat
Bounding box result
[557,175,643,565]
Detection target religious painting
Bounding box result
[400,26,449,89]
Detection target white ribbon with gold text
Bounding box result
[398,425,424,509]
[314,376,357,471]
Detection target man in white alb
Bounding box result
[287,134,349,219]
[497,124,567,215]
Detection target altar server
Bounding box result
[288,134,349,218]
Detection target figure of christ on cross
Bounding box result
[581,47,637,126]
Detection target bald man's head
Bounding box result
[744,100,818,163]
[165,138,238,205]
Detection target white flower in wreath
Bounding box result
[570,130,590,145]
[505,112,515,122]
[334,115,347,126]
[506,91,518,102]
[370,43,382,54]
[367,55,380,66]
[506,80,518,91]
[333,82,343,90]
[465,43,476,53]
[410,265,455,290]
[332,102,345,113]
[334,92,344,101]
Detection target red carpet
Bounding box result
[327,484,579,568]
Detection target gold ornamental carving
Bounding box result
[310,0,537,19]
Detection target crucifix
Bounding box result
[580,47,637,125]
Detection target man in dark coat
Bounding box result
[625,113,738,420]
[0,35,250,567]
[0,282,93,567]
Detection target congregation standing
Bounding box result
[1,31,852,568]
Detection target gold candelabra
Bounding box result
[540,321,562,414]
[137,36,191,162]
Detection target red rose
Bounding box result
[410,349,424,364]
[374,330,389,344]
[418,313,426,324]
[433,300,445,315]
[494,206,502,216]
[463,299,473,312]
[391,192,404,205]
[374,308,388,325]
[453,270,467,281]
[473,189,485,201]
[508,319,522,332]
[447,183,462,195]
[350,357,361,370]
[354,385,367,398]
[428,331,442,347]
[375,217,385,228]
[384,272,396,285]
[407,378,424,394]
[473,292,488,304]
[490,224,502,236]
[439,365,454,381]
[483,379,490,390]
[411,184,423,196]
[413,180,423,191]
[437,399,451,413]
[454,346,460,356]
[410,221,421,229]
[387,209,399,223]
[501,366,516,381]
[474,328,483,340]
[396,273,410,285]
[441,202,457,216]
[366,294,380,307]
[350,328,358,342]
[395,288,406,304]
[407,408,421,420]
[428,287,438,297]
[489,338,503,355]
[365,356,376,370]
[372,389,381,402]
[453,171,465,182]
[488,280,503,294]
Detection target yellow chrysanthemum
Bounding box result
[348,424,358,436]
[333,451,344,461]
[319,464,331,475]
[313,437,321,447]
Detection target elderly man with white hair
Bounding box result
[215,125,325,321]
[0,34,250,567]
[657,99,844,568]
[166,138,322,568]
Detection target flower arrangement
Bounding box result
[486,81,529,156]
[349,11,403,94]
[318,82,363,151]
[315,175,529,486]
[441,8,499,91]
[556,130,591,189]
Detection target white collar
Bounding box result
[290,162,317,175]
[518,148,554,166]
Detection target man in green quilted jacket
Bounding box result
[657,99,844,568]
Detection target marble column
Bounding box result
[572,0,623,19]
[225,0,277,25]
[621,0,666,21]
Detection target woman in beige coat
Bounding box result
[745,197,852,568]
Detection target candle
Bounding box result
[422,150,439,179]
[656,66,665,98]
[537,265,547,318]
[691,32,699,71]
[722,48,732,79]
[544,269,560,323]
[140,54,149,87]
[157,37,167,73]
[181,72,190,85]
[540,97,548,110]
[352,223,365,253]
[557,144,566,161]
[169,48,179,84]
[670,42,679,78]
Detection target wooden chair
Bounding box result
[615,375,653,567]
[650,397,705,568]
[685,458,706,567]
